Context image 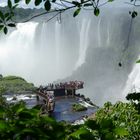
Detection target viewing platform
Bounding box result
[36,81,84,113]
[37,81,84,97]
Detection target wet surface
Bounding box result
[4,94,97,122]
[53,98,96,122]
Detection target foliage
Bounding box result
[72,103,87,111]
[95,101,140,140]
[0,0,139,34]
[0,0,138,34]
[126,92,140,113]
[0,99,66,140]
[0,93,139,140]
[0,75,36,94]
[0,0,115,34]
[126,92,140,102]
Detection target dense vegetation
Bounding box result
[72,103,87,111]
[0,91,139,139]
[95,101,140,140]
[126,92,140,113]
[0,0,139,139]
[0,6,45,22]
[0,75,36,94]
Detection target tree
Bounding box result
[0,0,139,34]
[0,0,138,34]
[0,74,3,80]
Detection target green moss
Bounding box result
[0,75,36,94]
[72,103,87,112]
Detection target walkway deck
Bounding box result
[36,81,84,113]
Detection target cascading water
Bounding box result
[0,7,140,106]
[75,18,91,69]
[97,18,101,47]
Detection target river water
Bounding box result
[4,94,97,122]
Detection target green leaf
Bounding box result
[131,11,137,18]
[3,27,8,34]
[5,13,10,18]
[0,121,8,131]
[21,128,35,133]
[104,133,116,140]
[6,16,12,21]
[0,25,4,31]
[100,119,113,129]
[8,0,12,9]
[70,128,85,139]
[70,127,93,139]
[35,0,42,6]
[136,60,140,63]
[44,0,51,11]
[114,127,129,136]
[84,3,93,7]
[52,0,56,2]
[0,106,5,113]
[18,109,33,119]
[73,8,81,17]
[25,0,31,4]
[108,0,114,2]
[14,0,20,3]
[12,4,18,9]
[8,23,16,27]
[0,11,5,21]
[94,8,100,16]
[72,1,80,7]
[85,120,99,130]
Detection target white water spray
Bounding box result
[0,8,140,106]
[75,18,91,69]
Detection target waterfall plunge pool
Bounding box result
[3,94,98,123]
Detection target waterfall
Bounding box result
[55,22,61,73]
[75,18,91,69]
[0,22,38,77]
[0,7,140,106]
[97,18,101,47]
[107,21,110,46]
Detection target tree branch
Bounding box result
[98,1,108,7]
[15,0,92,23]
[46,11,63,23]
[125,2,140,6]
[125,0,140,7]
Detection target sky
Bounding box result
[0,0,136,9]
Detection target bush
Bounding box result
[72,103,87,111]
[0,75,36,94]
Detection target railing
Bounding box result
[38,81,84,91]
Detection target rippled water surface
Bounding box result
[4,94,97,122]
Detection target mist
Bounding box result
[0,7,140,106]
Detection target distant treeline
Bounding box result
[0,6,45,21]
[0,75,36,94]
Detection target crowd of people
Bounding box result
[38,91,55,114]
[38,81,84,91]
[37,81,84,115]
